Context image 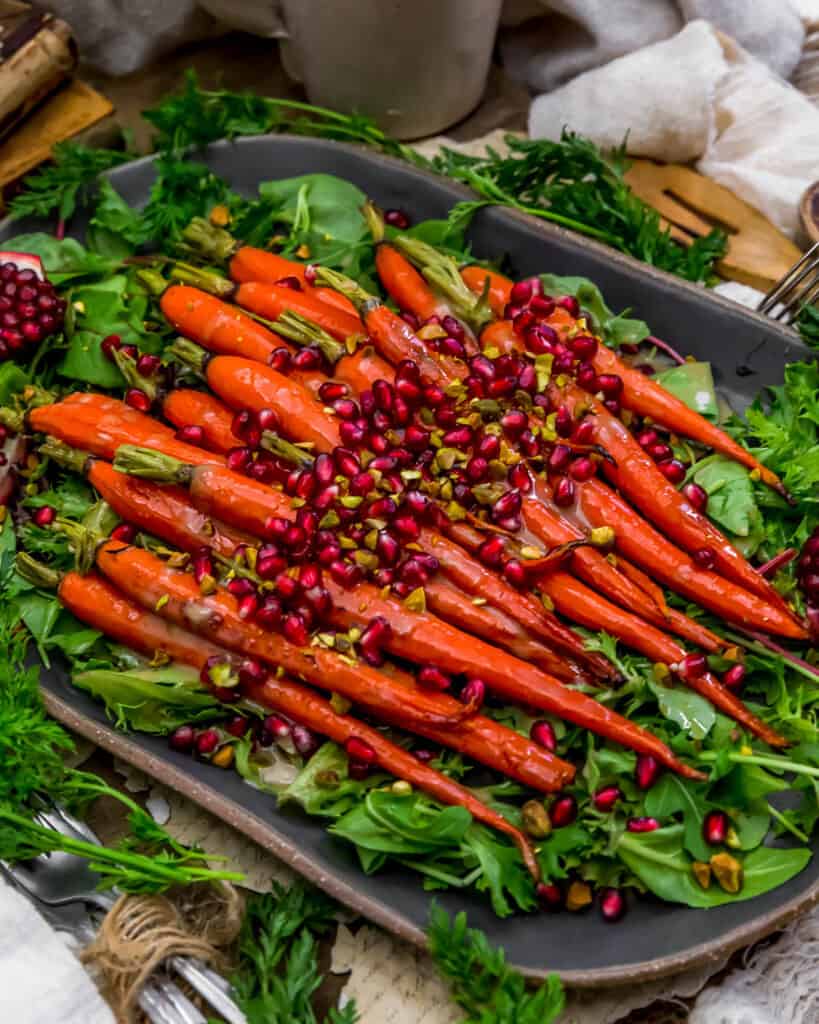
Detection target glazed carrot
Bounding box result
[460,266,513,318]
[242,673,541,881]
[314,267,465,386]
[320,574,704,778]
[30,397,222,467]
[521,485,725,653]
[160,284,287,364]
[94,539,576,793]
[228,248,359,316]
[108,445,589,683]
[235,280,363,342]
[540,570,788,748]
[556,384,797,612]
[44,555,541,879]
[171,345,342,452]
[162,389,242,454]
[572,476,808,640]
[479,318,519,354]
[590,343,786,494]
[376,243,445,321]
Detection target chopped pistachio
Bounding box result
[154,594,169,612]
[391,780,413,796]
[710,852,743,894]
[652,662,671,682]
[295,243,311,259]
[290,497,306,508]
[540,592,555,612]
[330,692,352,714]
[566,881,593,912]
[590,526,616,548]
[521,800,552,839]
[482,345,500,359]
[692,861,712,889]
[471,597,487,606]
[520,545,545,560]
[211,745,235,769]
[199,574,217,596]
[364,528,378,551]
[471,398,502,420]
[418,322,446,340]
[339,536,357,550]
[320,510,341,530]
[340,495,364,509]
[725,827,742,850]
[316,769,340,788]
[353,550,379,571]
[404,587,427,613]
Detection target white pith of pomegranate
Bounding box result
[0,433,25,505]
[0,251,44,279]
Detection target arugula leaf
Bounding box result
[797,305,819,349]
[617,824,810,907]
[72,665,224,733]
[643,774,714,861]
[87,179,145,257]
[23,475,94,520]
[539,272,650,347]
[280,742,386,817]
[428,905,565,1024]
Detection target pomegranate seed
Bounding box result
[658,459,686,484]
[369,432,390,455]
[384,208,410,229]
[169,724,196,753]
[292,724,319,758]
[598,373,623,397]
[647,442,672,462]
[470,354,496,382]
[376,531,400,565]
[269,347,292,372]
[478,536,506,567]
[418,666,451,691]
[372,379,394,413]
[722,664,746,690]
[680,652,708,679]
[525,324,559,353]
[125,388,151,412]
[369,455,397,473]
[493,489,522,521]
[193,552,214,583]
[227,447,253,474]
[682,482,708,512]
[111,523,136,542]
[226,716,249,738]
[20,321,41,343]
[464,456,487,482]
[556,295,580,317]
[293,347,322,370]
[196,729,220,756]
[570,334,598,360]
[553,351,575,374]
[439,336,466,359]
[503,558,526,587]
[517,364,537,392]
[513,309,537,336]
[593,785,622,812]
[32,505,56,527]
[477,433,500,459]
[404,491,430,518]
[703,809,729,845]
[569,456,595,482]
[283,613,310,646]
[635,754,661,790]
[393,515,420,539]
[423,385,445,407]
[508,463,531,492]
[501,409,527,439]
[237,593,259,620]
[101,334,122,361]
[298,564,322,590]
[550,795,576,828]
[627,816,660,833]
[334,448,360,477]
[316,540,341,566]
[553,477,575,506]
[548,444,572,472]
[359,615,391,665]
[637,428,659,449]
[238,657,266,686]
[692,547,716,570]
[256,595,283,629]
[175,424,205,445]
[554,406,573,437]
[136,352,161,376]
[329,560,361,588]
[262,715,291,744]
[443,425,473,447]
[395,379,422,406]
[368,496,397,519]
[600,888,627,922]
[529,295,555,318]
[536,882,563,910]
[460,678,486,709]
[530,720,556,751]
[249,459,277,484]
[510,279,533,304]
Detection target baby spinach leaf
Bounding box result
[618,824,810,906]
[539,273,650,347]
[1,233,120,285]
[690,455,759,540]
[649,680,716,740]
[280,742,386,818]
[655,361,718,420]
[643,774,712,861]
[331,791,472,856]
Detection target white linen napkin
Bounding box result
[0,876,114,1024]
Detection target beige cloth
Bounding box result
[529,19,819,238]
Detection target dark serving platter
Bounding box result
[5,136,817,985]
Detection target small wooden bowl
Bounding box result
[799,180,819,247]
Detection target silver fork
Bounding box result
[3,804,246,1024]
[757,240,819,324]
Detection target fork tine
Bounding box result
[169,957,246,1024]
[774,264,819,324]
[757,241,819,314]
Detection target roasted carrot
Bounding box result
[376,243,446,321]
[572,476,808,640]
[242,672,541,880]
[235,280,363,343]
[540,570,788,748]
[479,318,519,354]
[319,575,703,778]
[590,343,786,494]
[43,555,540,879]
[94,538,576,793]
[228,248,359,316]
[30,397,222,467]
[460,266,513,318]
[162,389,242,454]
[556,384,798,613]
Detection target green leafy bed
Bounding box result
[1,74,818,961]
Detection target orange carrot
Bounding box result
[162,389,242,454]
[228,247,359,316]
[235,280,363,342]
[460,266,513,317]
[376,243,445,320]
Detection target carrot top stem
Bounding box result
[136,268,170,296]
[181,216,239,262]
[168,261,236,299]
[362,200,385,243]
[392,236,492,331]
[16,551,60,589]
[274,310,345,364]
[113,444,194,485]
[112,348,160,400]
[259,431,316,469]
[39,438,91,475]
[313,266,374,313]
[55,516,98,575]
[168,337,210,377]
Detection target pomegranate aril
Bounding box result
[459,678,486,709]
[598,373,623,397]
[283,613,310,645]
[263,714,291,741]
[556,294,580,317]
[569,456,595,482]
[269,347,292,372]
[722,663,747,690]
[593,785,622,812]
[478,536,505,567]
[238,657,266,686]
[627,816,660,833]
[570,334,598,359]
[442,425,473,447]
[692,547,716,570]
[503,558,526,587]
[21,321,42,344]
[635,754,661,790]
[276,275,302,291]
[293,347,322,370]
[501,409,527,438]
[330,560,363,588]
[334,448,360,477]
[376,531,400,565]
[554,406,573,437]
[404,424,430,450]
[175,424,205,445]
[529,295,555,318]
[196,729,220,756]
[525,324,559,354]
[530,720,556,752]
[513,309,536,335]
[169,724,196,753]
[418,666,451,691]
[111,522,136,543]
[393,514,420,539]
[125,388,151,412]
[477,433,500,459]
[553,477,575,506]
[550,795,577,828]
[536,882,563,910]
[637,428,659,449]
[658,458,686,484]
[136,353,162,376]
[373,379,395,412]
[32,505,56,527]
[384,208,410,229]
[510,279,533,304]
[226,447,253,473]
[679,652,708,679]
[703,809,729,845]
[517,364,537,392]
[600,888,626,922]
[682,482,708,512]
